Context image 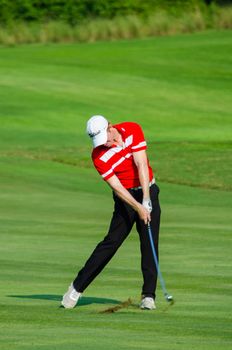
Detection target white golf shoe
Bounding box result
[61,284,82,309]
[140,297,156,310]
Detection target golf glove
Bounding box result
[142,198,152,213]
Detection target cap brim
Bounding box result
[92,129,107,148]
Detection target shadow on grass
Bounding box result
[8,294,120,306]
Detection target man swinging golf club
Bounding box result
[62,115,161,310]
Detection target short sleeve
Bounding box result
[131,123,147,152]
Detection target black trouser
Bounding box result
[73,183,161,299]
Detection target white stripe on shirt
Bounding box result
[101,153,132,178]
[100,135,133,163]
[131,141,147,150]
[100,146,122,163]
[102,168,114,178]
[125,135,133,147]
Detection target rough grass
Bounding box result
[0,6,232,45]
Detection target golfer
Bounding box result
[62,115,161,310]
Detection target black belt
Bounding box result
[129,178,155,191]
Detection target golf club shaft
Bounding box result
[147,223,169,298]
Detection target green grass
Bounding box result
[0,31,232,349]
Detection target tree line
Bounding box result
[0,0,225,25]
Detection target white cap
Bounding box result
[86,115,108,148]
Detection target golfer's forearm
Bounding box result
[106,176,140,211]
[113,186,141,211]
[137,162,150,199]
[133,150,150,199]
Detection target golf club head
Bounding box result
[166,295,174,305]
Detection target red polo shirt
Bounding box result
[92,122,154,189]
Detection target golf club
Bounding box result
[147,223,174,304]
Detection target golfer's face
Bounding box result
[104,125,115,147]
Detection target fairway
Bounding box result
[0,31,232,350]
